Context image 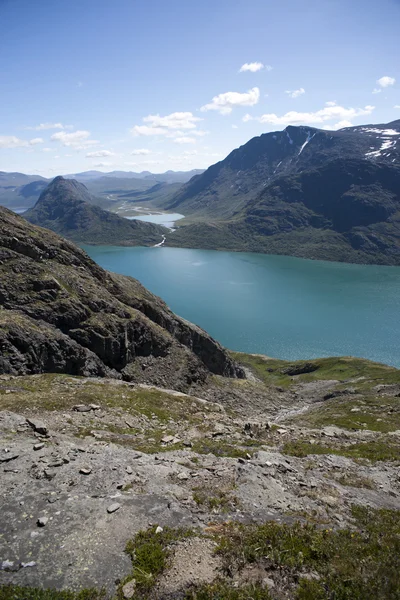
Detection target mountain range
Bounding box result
[24,176,166,246]
[1,119,400,264]
[165,120,400,265]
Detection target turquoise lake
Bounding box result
[82,245,400,368]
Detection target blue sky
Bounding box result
[1,0,399,176]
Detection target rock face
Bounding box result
[0,207,244,388]
[24,176,167,246]
[166,120,400,265]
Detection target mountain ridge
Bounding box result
[165,120,400,265]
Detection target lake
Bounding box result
[82,245,400,368]
[126,212,184,228]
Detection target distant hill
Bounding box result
[0,179,48,211]
[24,176,167,246]
[165,120,400,265]
[67,168,204,184]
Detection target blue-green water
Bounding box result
[82,245,400,367]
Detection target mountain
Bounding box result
[166,120,400,265]
[0,205,243,387]
[24,176,167,246]
[67,168,204,184]
[0,171,47,189]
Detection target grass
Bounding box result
[119,526,196,598]
[231,353,400,391]
[191,439,253,459]
[184,582,272,599]
[333,473,376,489]
[0,587,104,600]
[212,506,400,600]
[291,394,400,433]
[0,374,208,424]
[192,481,240,513]
[282,439,400,462]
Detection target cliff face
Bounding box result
[0,207,244,389]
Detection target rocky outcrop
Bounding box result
[0,207,244,389]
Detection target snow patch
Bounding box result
[286,131,293,144]
[298,131,316,156]
[365,138,395,158]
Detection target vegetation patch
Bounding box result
[183,581,272,599]
[231,353,400,391]
[191,439,253,459]
[0,374,207,424]
[0,586,104,600]
[192,481,240,513]
[211,506,400,600]
[119,526,196,598]
[282,439,400,462]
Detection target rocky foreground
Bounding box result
[1,355,399,599]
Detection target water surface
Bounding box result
[126,212,184,228]
[82,245,400,367]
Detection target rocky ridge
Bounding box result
[0,206,243,388]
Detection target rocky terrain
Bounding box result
[24,177,167,246]
[0,354,399,598]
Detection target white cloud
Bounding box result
[201,87,260,115]
[239,62,264,73]
[144,112,201,129]
[42,147,52,152]
[85,150,114,158]
[93,162,113,168]
[255,103,374,126]
[394,105,400,109]
[26,122,71,131]
[0,135,45,149]
[51,130,98,149]
[191,130,209,137]
[130,148,151,155]
[130,125,166,136]
[232,124,238,129]
[325,101,336,107]
[242,113,253,122]
[285,88,305,99]
[377,76,395,88]
[131,112,202,139]
[173,136,196,144]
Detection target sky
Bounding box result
[1,0,399,177]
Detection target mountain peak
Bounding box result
[24,176,167,246]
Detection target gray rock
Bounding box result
[33,443,45,451]
[122,579,136,599]
[37,516,49,527]
[107,503,121,514]
[21,561,36,568]
[0,452,19,463]
[26,418,48,435]
[73,405,92,413]
[80,467,92,475]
